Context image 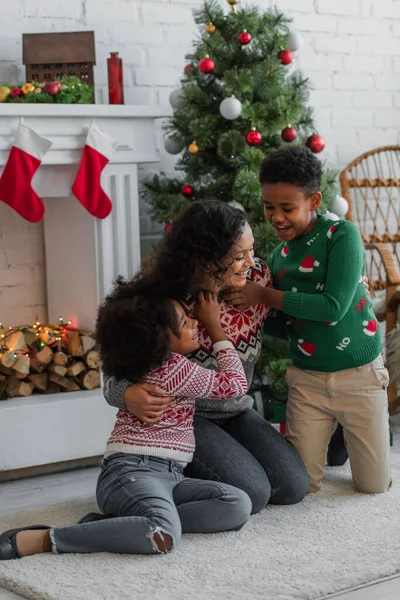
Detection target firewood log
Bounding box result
[1,351,17,369]
[66,379,81,392]
[85,350,100,370]
[49,364,68,377]
[43,382,61,394]
[81,335,96,354]
[35,345,53,366]
[48,372,70,389]
[79,369,100,390]
[28,373,48,392]
[5,331,28,353]
[66,361,86,377]
[53,352,68,366]
[7,378,34,398]
[13,354,30,377]
[67,332,84,357]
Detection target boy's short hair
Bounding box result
[96,275,180,382]
[259,146,322,197]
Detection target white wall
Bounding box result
[0,0,398,325]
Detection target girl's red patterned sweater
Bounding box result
[105,341,247,463]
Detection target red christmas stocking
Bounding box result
[72,124,118,219]
[0,123,52,222]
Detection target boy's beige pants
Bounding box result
[285,355,391,494]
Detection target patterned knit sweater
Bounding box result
[103,257,272,421]
[265,214,382,372]
[105,341,247,463]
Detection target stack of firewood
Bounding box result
[0,324,101,400]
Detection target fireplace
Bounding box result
[0,104,170,474]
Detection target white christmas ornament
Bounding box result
[330,194,349,220]
[288,30,304,52]
[164,136,183,155]
[324,210,340,221]
[169,88,184,109]
[219,96,242,120]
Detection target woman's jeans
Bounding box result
[49,453,252,555]
[184,409,310,514]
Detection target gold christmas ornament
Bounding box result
[206,22,216,33]
[188,141,199,155]
[0,86,11,102]
[21,83,35,95]
[226,0,239,11]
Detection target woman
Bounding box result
[103,200,310,514]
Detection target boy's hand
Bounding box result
[223,280,265,309]
[195,291,221,330]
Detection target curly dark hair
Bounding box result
[95,274,180,382]
[152,199,247,300]
[259,146,322,197]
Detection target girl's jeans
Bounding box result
[49,453,252,555]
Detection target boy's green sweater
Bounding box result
[265,214,382,372]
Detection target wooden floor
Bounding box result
[1,416,400,600]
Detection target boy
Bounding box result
[225,146,391,494]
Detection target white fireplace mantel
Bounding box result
[0,104,172,474]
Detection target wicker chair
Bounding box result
[340,146,400,412]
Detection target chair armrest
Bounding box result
[365,243,400,286]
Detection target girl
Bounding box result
[0,276,251,560]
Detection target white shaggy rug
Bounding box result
[1,456,400,600]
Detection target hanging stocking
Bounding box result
[0,123,52,222]
[72,124,118,219]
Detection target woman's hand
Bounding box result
[123,383,175,424]
[223,280,266,309]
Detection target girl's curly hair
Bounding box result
[152,199,247,300]
[96,274,180,382]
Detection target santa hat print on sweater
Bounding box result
[362,319,378,337]
[297,339,315,357]
[281,244,289,258]
[327,223,339,239]
[299,255,320,273]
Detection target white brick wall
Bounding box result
[0,0,398,324]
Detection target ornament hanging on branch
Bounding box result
[164,136,183,155]
[219,96,242,120]
[279,50,292,65]
[246,128,262,146]
[206,23,216,34]
[181,184,194,197]
[281,126,297,142]
[238,31,252,45]
[226,0,240,11]
[184,64,193,75]
[164,223,172,233]
[199,56,215,73]
[287,30,304,52]
[306,133,325,153]
[169,88,184,108]
[188,141,199,154]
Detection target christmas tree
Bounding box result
[144,0,338,393]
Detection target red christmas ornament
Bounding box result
[43,81,61,96]
[164,223,173,233]
[181,184,194,197]
[10,88,22,98]
[238,31,252,45]
[246,128,262,146]
[306,133,325,154]
[199,57,215,73]
[281,126,297,142]
[279,49,293,65]
[184,63,193,74]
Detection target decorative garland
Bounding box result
[0,76,93,104]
